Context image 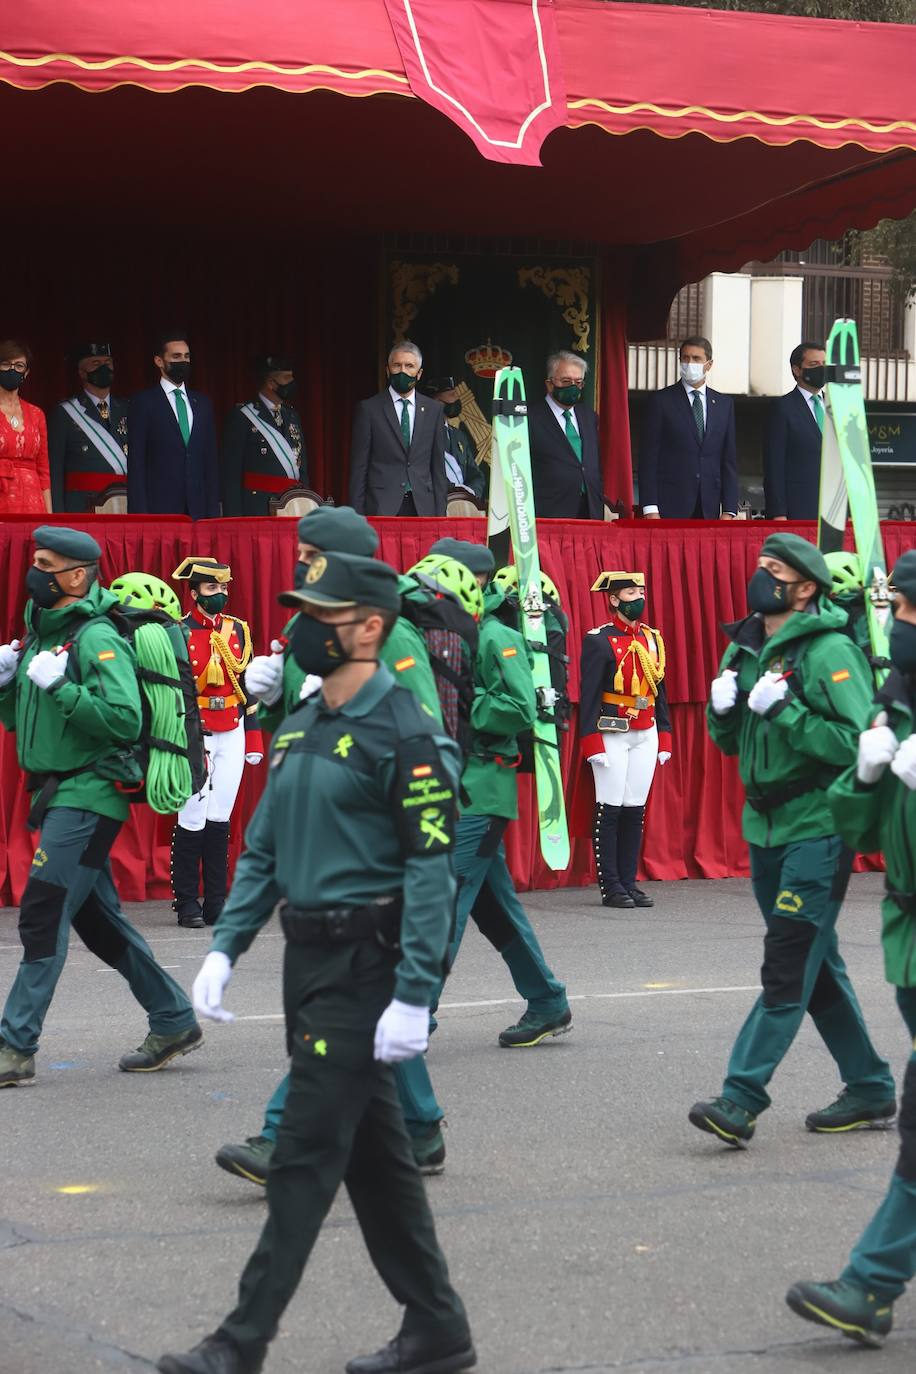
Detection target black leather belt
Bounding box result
[280,898,402,948]
[745,768,838,815]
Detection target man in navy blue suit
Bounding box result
[764,341,826,520]
[528,351,605,520]
[638,336,738,521]
[128,332,220,519]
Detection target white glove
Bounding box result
[857,711,899,784]
[373,999,430,1063]
[192,950,234,1023]
[245,647,284,706]
[890,733,916,791]
[537,685,558,711]
[245,752,263,766]
[27,648,68,691]
[0,639,21,687]
[588,751,610,768]
[657,751,671,766]
[710,669,738,715]
[747,670,789,716]
[299,673,323,701]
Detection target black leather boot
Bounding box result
[618,805,653,906]
[201,820,231,926]
[171,824,205,928]
[593,804,633,908]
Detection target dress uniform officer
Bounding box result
[159,552,475,1374]
[787,550,916,1349]
[217,506,447,1188]
[220,354,307,516]
[0,526,201,1087]
[579,571,672,909]
[691,532,895,1148]
[47,342,129,512]
[170,558,263,929]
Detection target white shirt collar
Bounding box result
[797,385,824,404]
[389,385,416,407]
[85,390,110,406]
[545,393,575,423]
[682,380,707,399]
[259,391,280,412]
[161,376,187,398]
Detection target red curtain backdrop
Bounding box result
[1,515,908,906]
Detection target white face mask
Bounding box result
[680,361,706,385]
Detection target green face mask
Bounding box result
[552,383,582,406]
[617,596,645,622]
[388,370,416,395]
[196,591,228,616]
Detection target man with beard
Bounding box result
[128,330,219,518]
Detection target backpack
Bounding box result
[492,586,572,771]
[400,586,479,754]
[65,606,207,813]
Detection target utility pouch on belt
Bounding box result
[280,898,402,949]
[597,715,630,734]
[745,767,839,815]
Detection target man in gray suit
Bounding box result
[349,342,448,516]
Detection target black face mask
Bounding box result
[26,563,84,609]
[289,612,365,678]
[86,364,114,389]
[0,368,24,391]
[442,400,462,419]
[273,381,296,402]
[747,567,802,615]
[890,617,916,676]
[165,360,191,385]
[293,560,310,591]
[801,365,826,390]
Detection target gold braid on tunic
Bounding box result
[205,616,253,703]
[612,629,666,698]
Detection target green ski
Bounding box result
[821,318,892,672]
[488,366,570,871]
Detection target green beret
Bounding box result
[32,525,102,562]
[296,506,379,558]
[429,537,495,577]
[760,532,831,590]
[279,551,401,614]
[892,549,916,604]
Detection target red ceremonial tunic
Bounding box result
[578,611,672,760]
[186,609,263,752]
[0,401,50,514]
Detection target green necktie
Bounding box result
[812,394,824,432]
[692,391,705,441]
[564,409,582,463]
[400,398,411,451]
[174,388,191,447]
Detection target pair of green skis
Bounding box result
[487,367,570,871]
[817,318,892,675]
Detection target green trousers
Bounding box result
[1,807,195,1056]
[218,937,468,1359]
[723,836,894,1115]
[844,986,916,1299]
[395,814,568,1137]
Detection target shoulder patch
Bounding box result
[831,668,851,683]
[97,650,116,661]
[502,646,517,658]
[392,735,456,858]
[395,656,416,672]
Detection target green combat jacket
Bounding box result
[828,669,916,987]
[706,598,873,847]
[211,666,460,1007]
[462,584,537,821]
[0,582,142,822]
[258,600,443,733]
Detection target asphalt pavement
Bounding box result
[2,874,915,1374]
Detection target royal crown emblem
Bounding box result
[464,339,513,379]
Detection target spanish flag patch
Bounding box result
[412,764,433,778]
[502,647,517,658]
[98,650,116,661]
[395,656,415,672]
[831,669,850,683]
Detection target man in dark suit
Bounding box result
[423,376,486,504]
[528,351,604,519]
[221,354,308,516]
[127,331,219,519]
[349,342,447,516]
[639,335,738,521]
[47,341,129,512]
[764,341,826,520]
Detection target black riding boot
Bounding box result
[171,824,205,928]
[594,803,633,908]
[618,805,653,907]
[201,820,231,927]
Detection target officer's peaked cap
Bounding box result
[279,551,400,614]
[70,341,113,365]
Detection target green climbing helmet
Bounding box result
[824,551,864,596]
[408,554,484,621]
[493,564,562,606]
[110,571,183,621]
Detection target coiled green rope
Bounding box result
[134,621,194,814]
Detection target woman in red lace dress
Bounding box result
[0,339,52,515]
